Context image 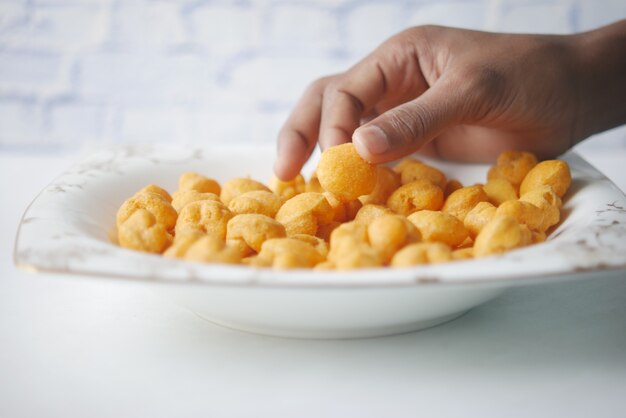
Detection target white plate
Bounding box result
[14,144,626,338]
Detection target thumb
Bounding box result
[353,78,467,163]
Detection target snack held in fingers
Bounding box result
[316,143,377,202]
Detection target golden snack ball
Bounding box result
[275,192,334,236]
[463,201,497,239]
[518,224,534,247]
[329,221,369,250]
[116,191,178,231]
[392,158,415,173]
[171,190,220,213]
[269,173,306,200]
[444,179,463,198]
[487,151,538,190]
[118,209,173,253]
[227,190,284,218]
[390,242,452,267]
[495,200,544,232]
[316,143,377,202]
[330,243,383,270]
[163,231,205,258]
[305,171,324,193]
[368,214,421,264]
[226,214,286,256]
[327,222,381,269]
[257,238,324,269]
[354,204,394,224]
[395,159,447,189]
[291,234,329,258]
[474,215,529,257]
[178,172,221,195]
[520,185,562,231]
[324,192,362,222]
[519,160,571,198]
[175,200,233,239]
[241,255,273,268]
[484,178,517,206]
[220,177,271,206]
[532,230,547,244]
[452,247,474,261]
[184,235,242,264]
[442,184,489,222]
[138,184,172,202]
[520,185,562,208]
[407,210,468,247]
[387,179,444,216]
[359,166,402,205]
[316,221,341,242]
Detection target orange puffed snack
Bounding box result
[175,200,233,239]
[220,178,271,206]
[257,238,324,269]
[117,190,178,231]
[354,204,394,224]
[324,192,362,223]
[359,166,401,205]
[390,242,452,267]
[226,214,286,256]
[442,185,489,222]
[183,235,242,265]
[138,184,172,202]
[487,151,538,190]
[484,178,517,206]
[178,172,221,195]
[227,190,284,218]
[269,174,306,200]
[367,214,421,263]
[474,215,531,257]
[316,143,377,202]
[171,190,221,213]
[275,192,334,236]
[394,159,447,189]
[114,149,570,270]
[519,160,571,198]
[519,185,562,232]
[463,201,497,239]
[305,171,324,193]
[118,209,173,253]
[407,210,468,247]
[387,179,444,215]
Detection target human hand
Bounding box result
[274,21,626,180]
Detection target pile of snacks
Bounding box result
[114,143,571,270]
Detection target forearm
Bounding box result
[574,19,626,142]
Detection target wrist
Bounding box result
[571,20,626,143]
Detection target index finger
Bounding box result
[318,58,388,151]
[274,77,331,180]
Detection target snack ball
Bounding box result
[316,143,377,202]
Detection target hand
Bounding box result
[274,22,626,180]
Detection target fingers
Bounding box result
[275,30,432,178]
[317,60,388,150]
[274,78,329,180]
[353,75,467,163]
[274,58,393,179]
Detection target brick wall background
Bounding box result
[1,0,625,153]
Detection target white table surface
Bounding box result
[1,145,625,418]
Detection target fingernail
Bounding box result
[354,125,390,155]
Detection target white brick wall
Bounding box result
[0,0,625,152]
